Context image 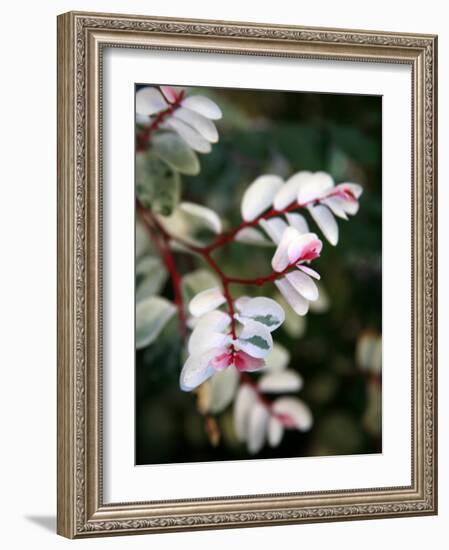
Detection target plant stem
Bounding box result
[136,89,185,151]
[137,204,187,336]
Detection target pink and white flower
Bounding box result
[136,85,222,153]
[238,170,362,248]
[270,228,322,316]
[234,357,311,454]
[180,291,285,391]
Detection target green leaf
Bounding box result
[136,256,167,302]
[136,296,177,349]
[136,152,180,216]
[152,132,200,175]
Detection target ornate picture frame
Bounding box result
[57,11,437,538]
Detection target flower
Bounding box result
[238,170,363,247]
[234,357,312,454]
[271,228,322,316]
[135,85,222,153]
[179,292,285,391]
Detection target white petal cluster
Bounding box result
[180,291,285,392]
[233,354,312,454]
[136,85,222,153]
[271,227,323,316]
[239,170,363,246]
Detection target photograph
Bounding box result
[135,84,382,465]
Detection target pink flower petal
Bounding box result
[160,85,180,103]
[287,233,322,264]
[233,350,265,372]
[211,350,233,371]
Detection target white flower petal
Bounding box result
[234,385,258,441]
[181,95,222,120]
[297,171,334,204]
[285,212,309,234]
[272,171,307,210]
[188,326,230,355]
[236,296,285,332]
[136,87,168,116]
[272,397,313,431]
[235,227,273,247]
[343,199,360,215]
[207,365,240,414]
[258,369,303,394]
[189,287,226,317]
[268,416,284,447]
[241,175,284,222]
[307,204,339,246]
[286,270,319,302]
[274,278,309,316]
[179,348,218,391]
[247,401,270,454]
[180,202,222,234]
[322,197,348,220]
[273,171,312,210]
[234,296,251,311]
[194,309,231,333]
[271,226,302,272]
[173,107,219,143]
[165,118,212,153]
[297,264,321,280]
[236,320,273,359]
[263,343,290,372]
[259,217,288,244]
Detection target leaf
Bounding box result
[188,287,226,317]
[247,401,269,454]
[135,87,167,116]
[235,296,285,332]
[181,95,223,120]
[233,385,258,441]
[307,203,339,246]
[237,321,273,359]
[136,152,180,216]
[179,202,222,234]
[136,296,177,349]
[151,132,200,175]
[165,118,212,153]
[207,365,239,414]
[258,369,303,393]
[241,174,283,222]
[181,269,221,304]
[179,348,217,392]
[234,227,274,247]
[135,256,167,302]
[272,397,313,431]
[173,107,219,142]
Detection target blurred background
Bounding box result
[136,85,382,465]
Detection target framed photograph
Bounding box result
[57,11,438,538]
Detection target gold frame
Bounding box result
[57,11,438,538]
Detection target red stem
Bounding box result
[137,204,187,336]
[202,201,313,253]
[136,89,185,151]
[137,199,306,342]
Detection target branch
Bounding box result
[136,89,185,151]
